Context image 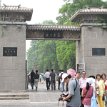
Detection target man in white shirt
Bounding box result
[79,71,87,107]
[79,71,87,89]
[44,69,50,90]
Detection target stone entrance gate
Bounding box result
[0,5,107,91]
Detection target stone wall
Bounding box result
[0,22,26,91]
[80,23,107,76]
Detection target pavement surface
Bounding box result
[0,81,66,107]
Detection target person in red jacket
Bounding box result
[82,78,93,107]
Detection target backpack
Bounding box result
[34,73,39,79]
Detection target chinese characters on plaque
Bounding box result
[3,47,17,56]
[44,31,63,38]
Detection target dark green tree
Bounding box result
[56,41,76,71]
[27,40,76,72]
[27,40,59,72]
[57,0,107,25]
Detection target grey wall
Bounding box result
[79,23,107,76]
[0,22,26,91]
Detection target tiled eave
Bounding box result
[71,8,107,22]
[0,6,33,21]
[26,25,80,31]
[0,6,33,13]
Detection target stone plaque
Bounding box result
[92,48,105,56]
[44,31,63,38]
[3,47,17,56]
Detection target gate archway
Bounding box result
[0,5,107,91]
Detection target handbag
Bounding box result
[102,94,105,101]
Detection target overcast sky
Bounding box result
[2,0,64,24]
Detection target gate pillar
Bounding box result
[72,8,107,75]
[0,5,32,91]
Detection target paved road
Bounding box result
[0,81,66,107]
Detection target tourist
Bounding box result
[30,70,35,90]
[58,70,63,90]
[34,70,39,91]
[50,69,56,90]
[44,69,50,90]
[96,74,105,107]
[102,73,107,105]
[61,72,81,107]
[82,78,93,107]
[88,76,98,107]
[79,71,87,107]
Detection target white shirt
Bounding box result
[44,72,50,78]
[79,77,87,89]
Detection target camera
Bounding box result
[58,93,71,102]
[58,96,63,101]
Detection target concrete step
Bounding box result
[0,93,29,100]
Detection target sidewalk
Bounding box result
[0,81,65,107]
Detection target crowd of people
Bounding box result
[59,71,107,107]
[28,69,56,91]
[27,69,107,107]
[28,70,40,91]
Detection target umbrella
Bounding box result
[67,68,76,77]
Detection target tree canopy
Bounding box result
[27,40,75,72]
[57,0,107,25]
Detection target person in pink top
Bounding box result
[82,78,93,107]
[79,71,87,89]
[79,71,87,107]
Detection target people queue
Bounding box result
[59,71,107,107]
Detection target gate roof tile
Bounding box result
[0,5,33,13]
[27,25,80,31]
[71,8,107,22]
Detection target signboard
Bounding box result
[3,47,17,56]
[44,31,63,38]
[92,48,105,56]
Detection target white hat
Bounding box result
[86,78,93,85]
[61,73,68,82]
